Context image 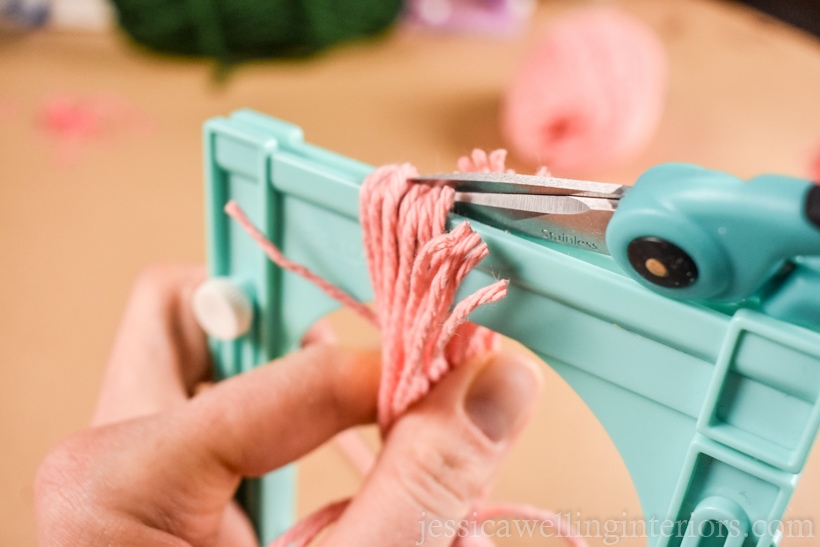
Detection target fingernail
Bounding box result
[463,353,541,443]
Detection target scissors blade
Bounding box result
[453,193,615,254]
[410,172,628,199]
[410,172,624,254]
[454,192,618,215]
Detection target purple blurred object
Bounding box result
[404,0,535,34]
[1,0,50,30]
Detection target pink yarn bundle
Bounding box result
[226,162,507,436]
[361,164,509,431]
[225,150,586,547]
[501,8,667,174]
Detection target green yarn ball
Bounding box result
[110,0,404,61]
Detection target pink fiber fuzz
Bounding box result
[501,7,667,174]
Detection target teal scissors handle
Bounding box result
[607,163,820,329]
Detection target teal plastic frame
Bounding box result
[204,110,820,547]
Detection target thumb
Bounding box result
[322,349,543,546]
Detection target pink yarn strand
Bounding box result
[224,201,378,326]
[267,499,350,547]
[464,503,587,547]
[229,151,584,547]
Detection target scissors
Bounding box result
[412,163,820,330]
[410,171,625,255]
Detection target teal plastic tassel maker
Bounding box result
[196,109,820,547]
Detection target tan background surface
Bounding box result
[2,1,820,545]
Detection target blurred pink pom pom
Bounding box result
[811,147,820,182]
[39,94,155,165]
[501,7,667,174]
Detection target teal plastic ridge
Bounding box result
[698,309,820,473]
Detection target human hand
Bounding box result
[35,264,543,546]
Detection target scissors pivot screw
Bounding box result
[627,237,699,289]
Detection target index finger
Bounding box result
[92,264,210,426]
[173,343,380,479]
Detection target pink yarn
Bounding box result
[268,499,351,547]
[226,150,585,547]
[361,163,509,431]
[224,201,378,326]
[501,7,667,174]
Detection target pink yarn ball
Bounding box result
[501,8,667,174]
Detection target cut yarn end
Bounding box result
[501,7,667,174]
[226,148,585,547]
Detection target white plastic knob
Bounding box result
[192,278,253,341]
